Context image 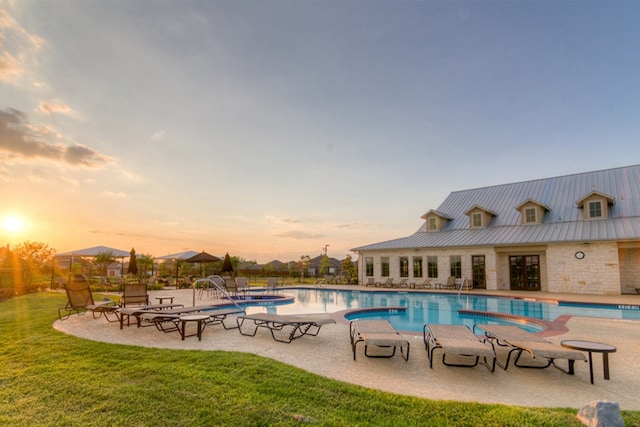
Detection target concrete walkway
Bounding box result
[54,287,640,410]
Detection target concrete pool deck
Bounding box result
[54,286,640,410]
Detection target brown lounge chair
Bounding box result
[237,313,335,343]
[138,307,246,337]
[350,319,410,361]
[423,324,495,371]
[118,303,185,329]
[476,324,587,372]
[58,281,119,321]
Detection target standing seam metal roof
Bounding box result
[354,165,640,251]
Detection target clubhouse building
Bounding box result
[353,165,640,295]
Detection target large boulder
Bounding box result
[577,400,624,427]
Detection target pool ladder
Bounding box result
[192,276,245,313]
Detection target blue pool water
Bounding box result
[242,288,640,333]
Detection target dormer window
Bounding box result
[524,207,537,224]
[588,201,602,218]
[421,210,453,232]
[472,212,483,228]
[428,217,438,231]
[576,191,614,220]
[515,199,550,225]
[464,205,496,229]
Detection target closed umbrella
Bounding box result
[128,248,138,276]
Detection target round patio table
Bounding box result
[561,340,616,384]
[178,314,209,341]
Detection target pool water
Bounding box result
[242,288,640,333]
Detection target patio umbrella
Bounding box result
[128,248,138,275]
[185,251,221,277]
[155,251,201,284]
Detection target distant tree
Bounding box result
[319,253,330,277]
[297,255,311,282]
[94,251,117,289]
[13,241,56,285]
[137,254,154,278]
[221,253,234,275]
[341,254,357,284]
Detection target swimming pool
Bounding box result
[240,288,640,333]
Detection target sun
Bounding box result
[3,216,24,233]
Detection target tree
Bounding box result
[297,255,310,283]
[319,253,331,277]
[341,254,357,284]
[137,254,155,278]
[221,253,233,275]
[13,241,56,285]
[94,251,117,290]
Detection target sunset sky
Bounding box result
[1,1,639,263]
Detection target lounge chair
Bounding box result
[437,276,457,290]
[379,278,394,288]
[412,278,432,289]
[118,303,185,329]
[58,281,120,321]
[476,324,587,372]
[423,324,495,371]
[395,278,409,288]
[350,319,410,361]
[236,313,336,343]
[139,307,246,334]
[364,277,376,287]
[121,282,149,307]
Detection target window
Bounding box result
[365,257,374,277]
[427,256,438,278]
[525,207,537,223]
[428,217,438,231]
[381,257,390,277]
[412,256,423,278]
[399,257,409,277]
[589,201,602,218]
[450,255,462,278]
[472,212,482,228]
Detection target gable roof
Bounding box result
[353,164,640,251]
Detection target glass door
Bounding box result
[471,255,486,289]
[509,255,540,291]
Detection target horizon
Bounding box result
[2,1,639,264]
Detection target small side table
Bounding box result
[155,296,175,304]
[561,340,617,384]
[178,314,209,341]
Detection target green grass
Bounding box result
[1,293,639,426]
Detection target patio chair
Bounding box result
[395,278,409,288]
[476,324,587,372]
[236,313,336,343]
[58,281,119,321]
[423,324,495,371]
[350,319,410,361]
[121,282,149,307]
[364,277,376,287]
[236,277,251,294]
[266,277,279,293]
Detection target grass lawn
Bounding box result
[1,293,638,426]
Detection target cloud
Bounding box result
[0,7,44,83]
[0,108,111,168]
[151,130,165,141]
[38,101,72,116]
[102,191,127,198]
[273,230,324,239]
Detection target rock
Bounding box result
[577,400,624,427]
